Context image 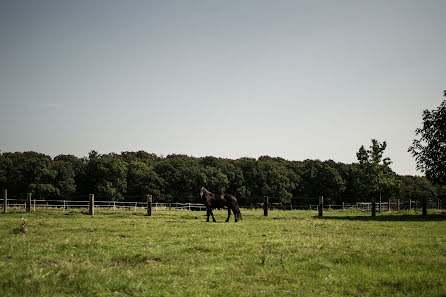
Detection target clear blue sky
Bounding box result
[1,0,445,175]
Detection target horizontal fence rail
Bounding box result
[0,199,208,212]
[1,198,443,213]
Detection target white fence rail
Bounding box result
[0,199,207,212]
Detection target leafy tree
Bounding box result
[2,152,58,198]
[127,161,164,199]
[0,154,11,190]
[398,175,435,203]
[236,158,260,198]
[120,151,159,165]
[54,154,87,198]
[298,160,345,203]
[154,155,205,202]
[87,152,127,201]
[356,139,399,201]
[202,166,229,194]
[50,160,76,198]
[257,157,294,203]
[409,94,446,185]
[199,156,247,197]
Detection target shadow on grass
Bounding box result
[316,214,446,221]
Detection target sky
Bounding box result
[0,0,445,175]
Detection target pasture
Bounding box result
[1,208,445,297]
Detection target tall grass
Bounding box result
[1,208,445,296]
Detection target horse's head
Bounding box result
[199,187,205,199]
[200,187,209,200]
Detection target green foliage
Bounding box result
[409,97,446,185]
[87,152,128,201]
[127,161,164,199]
[257,157,294,203]
[0,148,435,204]
[356,139,399,200]
[50,160,76,198]
[398,175,436,202]
[298,160,345,203]
[1,152,58,198]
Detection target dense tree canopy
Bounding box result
[409,95,446,185]
[0,148,440,205]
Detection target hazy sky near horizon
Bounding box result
[1,0,445,175]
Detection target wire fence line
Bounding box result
[1,198,442,213]
[0,199,207,212]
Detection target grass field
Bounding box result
[1,208,445,297]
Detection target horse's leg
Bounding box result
[226,207,231,222]
[209,208,217,222]
[206,206,210,222]
[233,206,238,222]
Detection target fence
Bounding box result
[1,194,443,216]
[0,198,208,212]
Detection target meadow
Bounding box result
[0,208,445,297]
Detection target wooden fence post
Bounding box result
[89,194,94,216]
[422,198,427,216]
[263,196,268,217]
[342,202,345,210]
[409,199,412,211]
[388,199,391,211]
[318,196,323,217]
[147,195,152,216]
[3,189,7,214]
[371,196,376,217]
[26,193,32,212]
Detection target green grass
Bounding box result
[1,208,446,297]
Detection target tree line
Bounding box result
[0,148,444,205]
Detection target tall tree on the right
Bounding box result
[409,92,446,186]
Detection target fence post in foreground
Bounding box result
[342,202,345,211]
[409,199,412,211]
[388,199,391,211]
[263,196,268,217]
[3,189,7,214]
[397,199,400,211]
[371,197,376,217]
[422,198,427,216]
[26,193,32,212]
[147,195,152,216]
[318,196,323,217]
[89,194,94,216]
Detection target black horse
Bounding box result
[199,187,242,222]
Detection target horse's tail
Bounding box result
[234,202,242,221]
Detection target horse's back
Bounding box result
[224,194,238,205]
